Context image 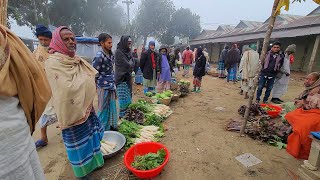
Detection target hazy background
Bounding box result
[11,0,319,39]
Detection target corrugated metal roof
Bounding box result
[236,20,263,28]
[190,14,320,45]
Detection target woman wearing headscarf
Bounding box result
[192,48,207,93]
[157,45,173,92]
[45,26,104,179]
[92,33,118,131]
[140,41,159,94]
[115,36,134,118]
[285,72,320,160]
[0,25,51,180]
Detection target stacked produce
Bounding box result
[148,90,173,100]
[178,80,190,94]
[153,104,173,118]
[234,103,290,149]
[119,100,172,148]
[132,149,166,170]
[119,120,164,148]
[100,141,117,154]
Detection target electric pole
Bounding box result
[122,0,134,26]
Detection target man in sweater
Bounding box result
[256,42,284,103]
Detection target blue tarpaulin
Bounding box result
[75,37,99,44]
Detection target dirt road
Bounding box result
[33,71,306,180]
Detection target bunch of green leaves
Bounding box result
[119,120,141,148]
[268,135,287,149]
[131,149,166,170]
[129,100,154,113]
[144,114,164,127]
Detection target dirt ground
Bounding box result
[32,69,307,180]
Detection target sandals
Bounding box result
[35,139,48,149]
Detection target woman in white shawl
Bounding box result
[239,45,260,99]
[271,44,296,104]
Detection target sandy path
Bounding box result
[32,71,306,180]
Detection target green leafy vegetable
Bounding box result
[131,149,166,170]
[119,120,141,148]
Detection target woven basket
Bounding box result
[159,98,171,106]
[171,92,181,101]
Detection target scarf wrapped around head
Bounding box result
[299,73,320,99]
[0,24,51,134]
[49,26,76,57]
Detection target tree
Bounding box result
[170,8,201,39]
[8,0,125,36]
[8,0,51,28]
[134,0,175,46]
[82,0,125,36]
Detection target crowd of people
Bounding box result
[0,24,207,179]
[1,22,319,179]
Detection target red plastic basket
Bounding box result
[260,104,282,118]
[124,142,170,179]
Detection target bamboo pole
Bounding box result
[307,35,320,74]
[0,0,8,26]
[240,0,280,136]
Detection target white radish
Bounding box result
[101,143,113,153]
[104,141,117,148]
[100,147,108,154]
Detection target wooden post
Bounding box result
[308,35,320,74]
[240,0,280,136]
[0,0,8,26]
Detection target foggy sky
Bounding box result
[123,0,318,29]
[12,0,319,38]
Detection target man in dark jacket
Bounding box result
[140,41,159,94]
[256,42,284,103]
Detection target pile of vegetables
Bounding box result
[100,141,117,154]
[238,103,268,117]
[132,149,166,170]
[124,109,145,125]
[150,90,173,100]
[119,100,172,148]
[153,104,173,118]
[262,106,276,112]
[178,80,191,87]
[178,80,190,94]
[119,120,164,148]
[232,104,291,150]
[128,100,154,113]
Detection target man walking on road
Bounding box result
[256,42,284,103]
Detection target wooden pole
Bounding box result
[308,35,320,74]
[240,0,280,136]
[0,0,8,26]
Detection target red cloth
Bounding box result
[182,50,193,65]
[285,108,320,160]
[290,54,295,64]
[49,26,76,57]
[151,52,156,69]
